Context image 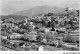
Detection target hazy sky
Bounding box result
[0,0,79,15]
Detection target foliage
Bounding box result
[1,31,9,36]
[4,18,15,23]
[45,32,54,42]
[62,34,75,43]
[36,35,43,42]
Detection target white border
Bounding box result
[0,51,80,54]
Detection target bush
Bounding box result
[45,32,54,42]
[36,35,43,42]
[62,34,75,43]
[1,31,9,36]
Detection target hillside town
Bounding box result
[0,8,79,51]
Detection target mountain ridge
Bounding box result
[11,5,66,17]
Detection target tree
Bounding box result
[44,13,53,16]
[76,10,79,16]
[6,27,13,34]
[65,7,69,11]
[20,24,28,30]
[62,32,75,43]
[51,20,55,31]
[1,31,9,36]
[4,18,15,23]
[47,13,53,16]
[36,35,43,42]
[45,32,54,42]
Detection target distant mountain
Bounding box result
[11,5,66,17]
[2,5,78,20]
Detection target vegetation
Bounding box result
[1,8,79,51]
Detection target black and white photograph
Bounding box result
[0,0,79,51]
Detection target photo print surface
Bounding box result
[0,0,79,51]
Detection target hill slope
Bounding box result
[1,15,28,20]
[12,5,66,17]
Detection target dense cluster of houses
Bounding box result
[1,9,79,51]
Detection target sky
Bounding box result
[0,0,79,15]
